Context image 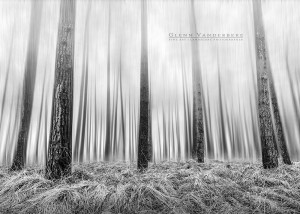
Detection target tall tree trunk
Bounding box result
[205,80,213,158]
[44,102,48,166]
[45,0,75,179]
[218,63,228,159]
[74,2,91,162]
[0,21,15,128]
[253,0,278,169]
[35,72,47,162]
[105,4,111,160]
[11,1,43,170]
[148,80,152,161]
[285,50,300,124]
[79,56,88,162]
[137,0,149,171]
[180,49,191,157]
[119,52,126,159]
[190,0,204,163]
[175,101,181,159]
[112,66,120,157]
[94,84,98,160]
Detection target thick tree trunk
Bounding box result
[190,0,204,163]
[45,0,75,179]
[138,0,149,171]
[269,77,292,164]
[11,1,42,170]
[253,0,278,169]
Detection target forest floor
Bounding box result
[0,160,299,214]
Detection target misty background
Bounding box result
[0,0,299,166]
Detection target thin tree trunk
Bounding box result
[35,71,47,162]
[190,0,204,163]
[74,2,91,162]
[45,0,76,179]
[94,84,98,160]
[203,77,211,158]
[218,64,228,159]
[79,54,88,162]
[137,0,149,171]
[119,52,126,159]
[157,110,161,160]
[112,66,120,157]
[128,96,132,161]
[285,47,300,156]
[3,88,15,164]
[205,81,213,158]
[163,108,167,159]
[148,80,152,161]
[11,1,43,170]
[6,89,21,165]
[253,0,278,169]
[175,102,181,160]
[0,21,15,128]
[44,102,48,166]
[105,4,111,160]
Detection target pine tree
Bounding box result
[11,1,43,170]
[138,0,149,171]
[190,0,204,162]
[45,0,76,179]
[253,0,278,169]
[105,3,112,160]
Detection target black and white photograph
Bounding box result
[0,0,300,213]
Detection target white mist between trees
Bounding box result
[0,0,299,167]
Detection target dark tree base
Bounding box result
[10,161,23,171]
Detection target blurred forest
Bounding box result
[0,0,299,171]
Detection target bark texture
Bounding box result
[11,1,42,170]
[269,77,292,164]
[253,0,278,169]
[138,0,149,171]
[46,0,75,179]
[190,0,204,162]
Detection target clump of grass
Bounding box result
[0,160,299,213]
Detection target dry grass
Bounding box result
[0,160,299,214]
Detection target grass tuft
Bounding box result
[0,160,299,213]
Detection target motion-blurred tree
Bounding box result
[105,3,112,160]
[74,2,91,163]
[11,1,43,171]
[45,0,76,179]
[138,0,149,171]
[190,0,205,163]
